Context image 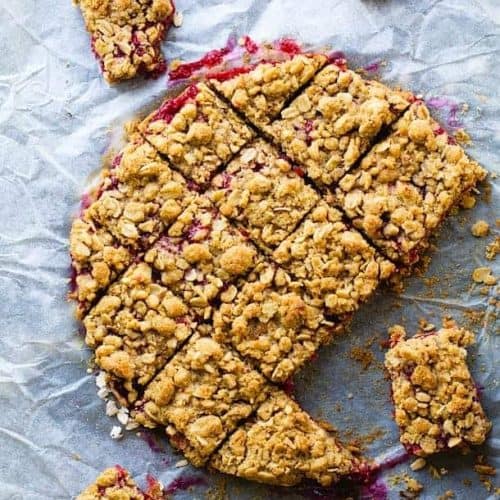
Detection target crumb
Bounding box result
[472,266,497,285]
[410,458,427,471]
[485,236,500,260]
[460,193,477,209]
[454,128,471,145]
[438,491,455,500]
[349,346,375,370]
[173,11,183,27]
[471,220,490,237]
[110,425,123,440]
[175,459,188,468]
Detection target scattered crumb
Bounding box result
[472,266,497,285]
[438,491,455,500]
[349,346,375,370]
[390,473,424,499]
[410,458,427,471]
[173,10,183,27]
[485,236,500,260]
[463,478,473,486]
[110,425,123,440]
[474,464,496,476]
[175,459,188,468]
[454,128,471,145]
[460,193,477,209]
[205,477,228,500]
[428,464,442,479]
[471,220,490,237]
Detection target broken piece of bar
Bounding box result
[333,102,487,264]
[70,135,195,316]
[133,331,271,467]
[384,320,491,456]
[143,196,262,319]
[208,139,320,252]
[139,83,255,184]
[209,54,327,130]
[269,64,412,188]
[210,389,361,487]
[272,201,395,315]
[75,0,175,84]
[84,262,196,405]
[212,262,346,382]
[77,465,163,500]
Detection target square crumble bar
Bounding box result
[208,139,320,252]
[269,64,413,188]
[213,262,347,383]
[143,196,263,319]
[333,102,487,264]
[139,83,255,185]
[133,331,271,467]
[70,136,195,316]
[209,54,327,130]
[272,201,395,315]
[75,0,175,84]
[210,389,361,487]
[384,320,491,456]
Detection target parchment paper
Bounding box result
[0,0,498,498]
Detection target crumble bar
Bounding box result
[139,83,255,184]
[384,320,491,456]
[143,196,261,319]
[269,64,412,188]
[272,201,395,315]
[210,389,361,487]
[84,262,196,405]
[212,262,346,383]
[77,466,163,500]
[334,102,487,264]
[208,139,320,252]
[75,0,175,84]
[70,136,194,316]
[133,330,270,467]
[209,54,327,130]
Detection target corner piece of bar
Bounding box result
[75,0,175,83]
[213,262,348,383]
[384,319,491,457]
[70,136,194,317]
[133,330,271,467]
[333,101,487,264]
[139,83,255,185]
[269,64,413,188]
[77,465,163,500]
[272,201,395,315]
[84,262,196,405]
[210,389,362,487]
[209,54,328,130]
[208,139,320,252]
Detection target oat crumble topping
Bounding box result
[385,321,491,456]
[75,0,175,83]
[210,389,361,487]
[334,102,487,264]
[139,83,255,185]
[209,54,327,130]
[133,331,270,466]
[269,64,413,188]
[208,139,320,251]
[272,201,395,314]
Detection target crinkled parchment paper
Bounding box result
[0,0,498,498]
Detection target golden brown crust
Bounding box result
[209,389,360,487]
[269,65,412,187]
[139,83,255,185]
[385,322,491,456]
[210,54,328,129]
[334,102,487,264]
[272,201,395,314]
[133,331,271,466]
[208,139,320,251]
[75,0,175,83]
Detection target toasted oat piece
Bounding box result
[143,197,262,319]
[210,389,361,487]
[75,0,175,84]
[208,139,320,251]
[269,64,412,188]
[84,262,196,405]
[213,262,347,383]
[139,83,255,184]
[384,321,491,457]
[334,102,487,264]
[70,136,194,316]
[133,331,271,467]
[209,54,328,130]
[272,201,395,315]
[77,465,163,500]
